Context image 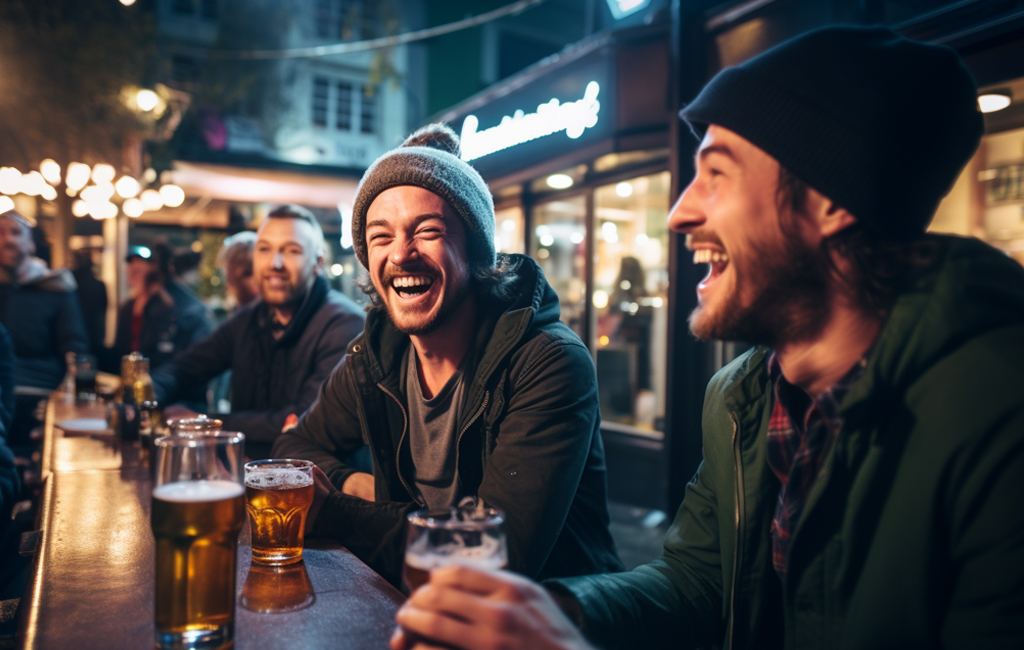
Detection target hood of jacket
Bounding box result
[358,253,560,386]
[11,258,77,292]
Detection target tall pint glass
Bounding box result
[244,459,314,565]
[152,432,245,650]
[404,505,507,593]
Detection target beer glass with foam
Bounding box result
[404,505,507,593]
[152,432,245,650]
[244,459,314,565]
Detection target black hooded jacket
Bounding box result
[153,274,365,459]
[273,254,624,587]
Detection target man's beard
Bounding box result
[383,263,472,336]
[689,233,832,349]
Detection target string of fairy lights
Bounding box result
[0,161,185,221]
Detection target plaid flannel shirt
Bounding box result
[766,352,869,577]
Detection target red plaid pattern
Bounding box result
[765,353,867,576]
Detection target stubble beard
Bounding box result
[689,234,833,349]
[385,267,472,337]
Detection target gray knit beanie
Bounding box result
[680,25,983,239]
[351,123,495,270]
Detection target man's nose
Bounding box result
[388,236,418,265]
[667,180,706,234]
[272,251,284,268]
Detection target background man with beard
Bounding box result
[151,205,364,459]
[0,211,88,450]
[388,26,1024,650]
[272,124,623,589]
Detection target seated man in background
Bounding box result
[107,242,212,406]
[390,26,1024,650]
[153,205,365,459]
[0,210,88,449]
[217,231,260,312]
[273,124,624,588]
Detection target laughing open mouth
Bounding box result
[392,275,434,298]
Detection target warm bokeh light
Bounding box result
[72,199,90,217]
[81,183,115,204]
[66,163,91,191]
[140,189,163,211]
[331,263,344,276]
[91,164,116,184]
[615,181,633,197]
[20,171,47,197]
[159,184,185,208]
[593,289,609,309]
[115,175,140,198]
[0,168,21,195]
[190,240,203,252]
[546,174,574,189]
[0,196,14,213]
[40,159,61,185]
[122,198,143,218]
[136,89,159,112]
[91,202,118,220]
[41,185,57,201]
[120,0,137,5]
[978,92,1012,113]
[143,168,157,183]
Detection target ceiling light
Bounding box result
[978,90,1012,113]
[546,174,574,190]
[615,182,633,197]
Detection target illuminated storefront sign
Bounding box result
[605,0,650,19]
[460,81,601,162]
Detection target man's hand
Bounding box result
[305,465,338,535]
[391,566,593,650]
[342,471,375,501]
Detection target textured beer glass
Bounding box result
[404,506,507,593]
[244,459,314,565]
[152,432,245,650]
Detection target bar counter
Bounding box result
[16,398,404,649]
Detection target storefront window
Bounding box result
[494,206,525,255]
[531,196,587,338]
[593,172,670,435]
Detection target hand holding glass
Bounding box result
[404,505,507,592]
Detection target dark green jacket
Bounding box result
[552,235,1024,649]
[273,254,623,587]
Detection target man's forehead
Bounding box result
[258,216,313,242]
[367,185,456,222]
[698,125,780,170]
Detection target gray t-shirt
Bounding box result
[401,346,468,510]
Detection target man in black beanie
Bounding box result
[273,124,623,588]
[391,26,1024,650]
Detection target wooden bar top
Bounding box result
[17,398,404,649]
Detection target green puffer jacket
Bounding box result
[551,235,1024,650]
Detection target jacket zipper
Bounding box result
[454,391,489,495]
[728,411,743,650]
[377,382,418,503]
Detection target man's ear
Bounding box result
[806,187,857,238]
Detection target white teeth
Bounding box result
[691,250,729,265]
[393,275,432,289]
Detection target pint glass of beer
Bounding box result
[404,505,507,593]
[244,459,314,565]
[152,432,245,650]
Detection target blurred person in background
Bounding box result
[106,242,212,407]
[0,210,88,450]
[217,231,259,312]
[151,205,364,459]
[71,249,108,357]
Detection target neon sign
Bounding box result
[460,81,601,162]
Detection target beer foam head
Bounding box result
[405,533,507,571]
[245,468,313,490]
[154,479,245,502]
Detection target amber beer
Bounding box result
[152,480,244,644]
[403,506,508,593]
[244,459,314,565]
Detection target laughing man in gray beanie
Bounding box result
[391,26,1024,650]
[273,124,623,588]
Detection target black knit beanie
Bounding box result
[680,25,984,239]
[351,123,495,270]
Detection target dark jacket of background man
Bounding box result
[273,256,625,587]
[110,280,212,371]
[0,260,88,391]
[153,273,364,459]
[71,252,108,358]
